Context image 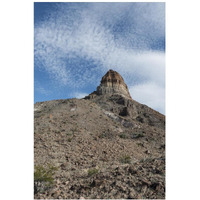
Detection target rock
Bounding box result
[145,150,150,154]
[97,69,132,98]
[141,178,151,186]
[128,166,137,175]
[85,69,132,99]
[52,190,61,199]
[128,189,136,199]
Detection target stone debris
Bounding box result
[34,70,165,199]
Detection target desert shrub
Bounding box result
[131,132,144,139]
[34,164,57,194]
[67,138,72,142]
[136,116,144,123]
[88,168,99,176]
[66,132,73,136]
[98,132,107,138]
[71,127,77,133]
[137,142,144,147]
[120,155,131,164]
[119,133,128,139]
[98,131,114,139]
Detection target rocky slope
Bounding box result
[34,70,165,199]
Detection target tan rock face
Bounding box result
[96,69,132,99]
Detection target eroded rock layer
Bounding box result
[96,69,132,99]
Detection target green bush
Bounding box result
[88,168,99,176]
[119,133,128,139]
[131,132,144,139]
[67,138,72,142]
[98,131,113,139]
[34,164,57,194]
[120,155,131,164]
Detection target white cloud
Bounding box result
[72,92,88,99]
[129,82,165,114]
[103,50,165,87]
[34,81,50,96]
[34,3,165,113]
[35,3,165,86]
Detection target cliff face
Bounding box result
[96,69,132,99]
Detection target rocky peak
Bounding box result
[96,69,132,99]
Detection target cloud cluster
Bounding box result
[129,82,165,114]
[72,92,88,99]
[34,2,165,113]
[34,80,50,96]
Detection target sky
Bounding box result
[34,2,165,114]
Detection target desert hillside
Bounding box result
[34,70,165,199]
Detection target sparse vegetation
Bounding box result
[66,132,73,136]
[120,155,131,164]
[88,168,99,176]
[67,138,72,142]
[34,70,165,199]
[131,132,144,139]
[99,131,108,138]
[98,130,114,139]
[119,133,128,139]
[71,127,78,134]
[34,164,57,194]
[137,142,144,147]
[136,116,144,123]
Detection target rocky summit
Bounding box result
[97,69,132,98]
[34,70,165,199]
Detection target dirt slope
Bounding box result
[34,95,165,199]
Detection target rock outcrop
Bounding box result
[84,69,165,129]
[86,69,132,99]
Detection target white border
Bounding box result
[1,0,200,199]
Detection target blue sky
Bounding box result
[34,2,165,114]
